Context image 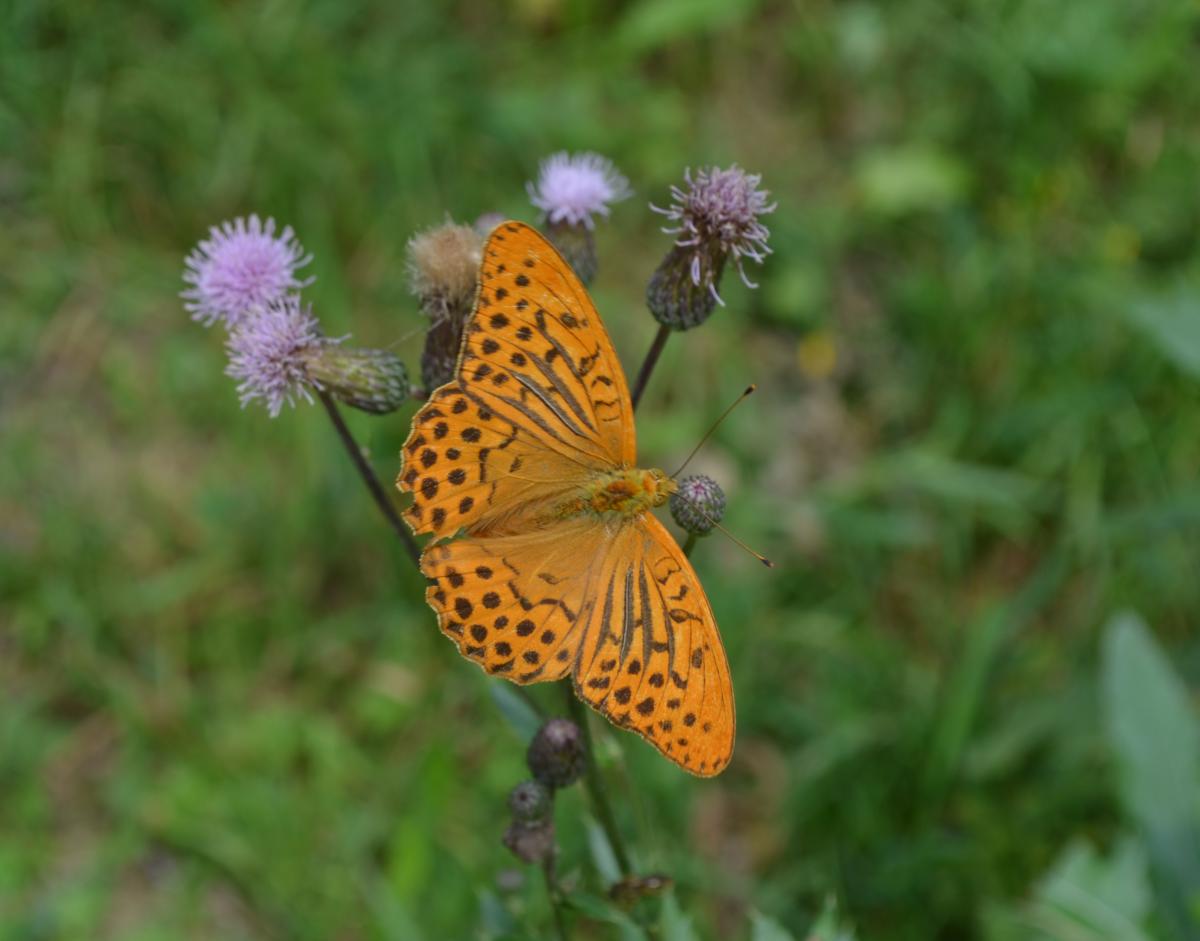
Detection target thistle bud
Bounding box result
[300,345,410,414]
[527,151,631,285]
[648,165,775,330]
[406,221,483,390]
[646,244,723,331]
[502,818,556,865]
[508,779,553,823]
[670,475,726,537]
[545,219,598,284]
[526,718,586,789]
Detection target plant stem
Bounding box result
[682,533,697,557]
[543,856,571,941]
[566,685,632,876]
[630,324,671,411]
[318,391,421,567]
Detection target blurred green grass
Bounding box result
[3,0,1200,938]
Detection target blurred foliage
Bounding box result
[3,0,1200,938]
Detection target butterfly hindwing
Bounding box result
[575,515,735,777]
[419,520,607,682]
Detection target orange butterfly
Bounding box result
[397,221,734,776]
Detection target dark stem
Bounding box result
[318,391,421,566]
[682,533,697,558]
[630,324,672,411]
[565,685,632,877]
[543,856,570,941]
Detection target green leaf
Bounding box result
[566,891,645,938]
[488,681,543,743]
[1036,839,1151,940]
[585,817,622,886]
[617,0,761,52]
[660,891,700,941]
[750,909,797,941]
[985,838,1152,941]
[1102,611,1200,938]
[1102,612,1200,837]
[855,147,969,215]
[1124,282,1200,377]
[808,897,857,941]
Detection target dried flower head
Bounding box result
[670,475,726,536]
[407,221,483,391]
[225,294,327,417]
[406,221,482,319]
[502,818,556,865]
[527,151,631,231]
[648,165,775,329]
[183,215,312,326]
[526,719,586,789]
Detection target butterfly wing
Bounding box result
[419,518,610,682]
[420,511,736,776]
[575,514,735,777]
[399,221,635,539]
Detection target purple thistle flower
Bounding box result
[527,152,631,230]
[183,215,313,326]
[652,165,775,306]
[224,295,333,418]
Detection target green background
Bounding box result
[3,1,1200,938]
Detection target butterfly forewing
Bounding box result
[400,221,635,539]
[399,382,587,539]
[464,222,636,467]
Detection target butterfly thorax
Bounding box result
[559,467,676,519]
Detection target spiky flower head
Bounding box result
[528,152,631,284]
[225,295,325,417]
[225,296,411,417]
[670,475,726,537]
[183,215,312,327]
[406,221,483,391]
[526,718,586,789]
[648,165,775,329]
[527,151,631,231]
[508,779,553,823]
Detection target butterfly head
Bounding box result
[644,467,677,506]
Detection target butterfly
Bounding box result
[397,221,734,776]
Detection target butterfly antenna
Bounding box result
[670,385,757,478]
[674,493,774,568]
